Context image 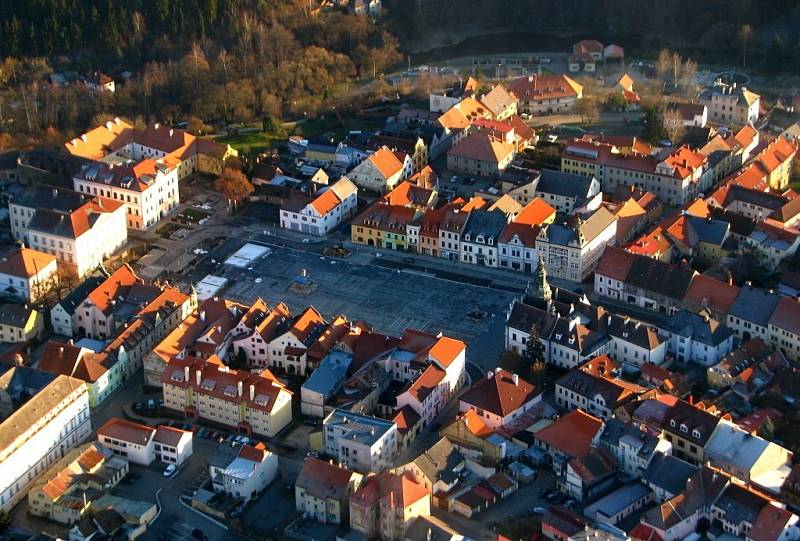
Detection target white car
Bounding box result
[163,464,177,477]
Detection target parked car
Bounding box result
[163,464,177,477]
[564,499,576,509]
[532,506,547,514]
[402,257,415,264]
[191,529,208,541]
[146,399,156,409]
[539,488,552,497]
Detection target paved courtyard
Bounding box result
[213,244,515,370]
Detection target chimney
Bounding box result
[238,381,243,397]
[200,310,206,322]
[184,365,190,381]
[196,369,202,385]
[169,129,174,137]
[513,374,519,386]
[52,188,58,198]
[487,371,493,380]
[154,122,160,130]
[427,529,432,541]
[59,346,64,355]
[250,384,255,401]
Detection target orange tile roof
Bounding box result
[65,118,134,160]
[405,364,446,402]
[428,336,466,368]
[663,146,707,179]
[534,409,603,459]
[368,146,404,179]
[87,264,141,315]
[461,196,488,212]
[310,188,341,216]
[0,248,56,279]
[461,409,494,438]
[382,181,435,208]
[291,306,327,342]
[515,198,556,226]
[438,97,492,130]
[393,405,421,434]
[685,198,711,218]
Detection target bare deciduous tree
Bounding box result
[656,49,672,84]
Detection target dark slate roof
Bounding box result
[557,370,636,408]
[599,418,660,460]
[685,215,729,246]
[661,310,735,347]
[462,209,508,241]
[536,169,596,199]
[663,400,722,446]
[0,303,34,327]
[10,184,89,212]
[643,452,697,495]
[709,207,756,237]
[714,484,769,527]
[728,286,781,326]
[507,301,559,335]
[625,257,695,300]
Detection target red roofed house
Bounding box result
[396,335,467,429]
[683,274,740,322]
[447,132,516,177]
[349,146,407,194]
[295,457,362,525]
[458,368,542,429]
[162,356,293,437]
[509,74,584,115]
[38,340,118,408]
[0,247,58,303]
[534,409,604,475]
[9,184,128,277]
[349,472,431,540]
[441,409,505,464]
[279,176,358,236]
[28,443,128,525]
[97,417,193,466]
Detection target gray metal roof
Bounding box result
[728,286,781,326]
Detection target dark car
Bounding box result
[133,401,143,411]
[402,257,415,264]
[191,529,208,541]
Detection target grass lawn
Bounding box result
[214,128,284,157]
[157,222,182,239]
[177,208,211,224]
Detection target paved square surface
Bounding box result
[215,246,515,371]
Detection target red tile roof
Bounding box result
[684,274,740,314]
[769,297,800,336]
[460,369,540,418]
[596,246,637,281]
[510,74,583,103]
[448,132,515,164]
[87,264,141,315]
[534,409,603,459]
[97,418,155,446]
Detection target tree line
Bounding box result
[0,1,401,148]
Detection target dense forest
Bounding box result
[386,0,800,64]
[4,0,800,150]
[0,1,401,148]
